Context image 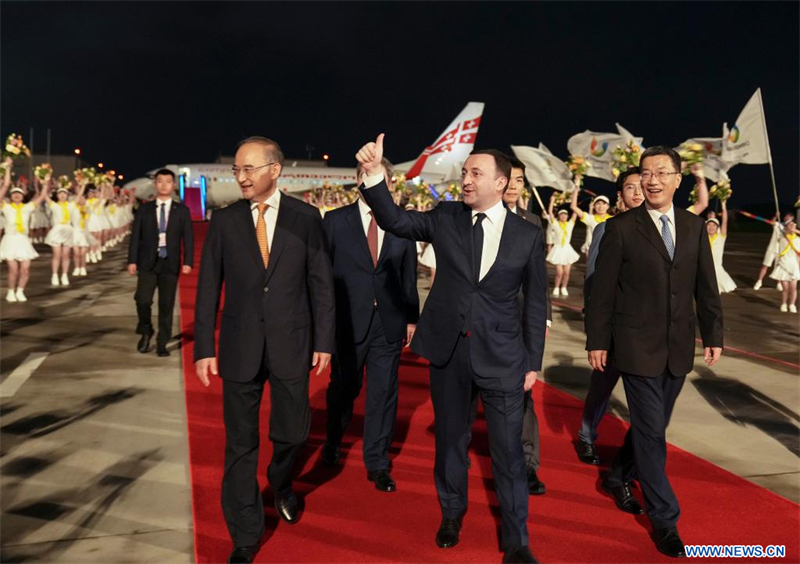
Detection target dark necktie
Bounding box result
[367,211,378,268]
[473,212,486,283]
[158,203,167,258]
[660,215,675,260]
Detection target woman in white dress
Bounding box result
[418,242,436,287]
[546,193,580,297]
[85,184,106,262]
[769,218,800,313]
[0,161,49,302]
[705,200,736,294]
[754,212,793,291]
[570,188,611,256]
[45,187,78,286]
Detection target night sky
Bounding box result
[2,1,797,209]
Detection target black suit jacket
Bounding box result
[586,204,723,377]
[512,205,552,324]
[361,180,548,382]
[323,202,419,344]
[193,195,335,382]
[127,200,194,274]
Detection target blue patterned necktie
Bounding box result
[660,214,674,260]
[158,203,168,258]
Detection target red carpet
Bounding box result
[179,223,799,563]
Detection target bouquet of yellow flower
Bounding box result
[552,190,571,206]
[74,167,98,184]
[677,142,704,175]
[709,179,732,202]
[34,163,53,181]
[3,133,31,160]
[566,156,590,182]
[443,182,462,201]
[58,175,72,189]
[611,140,642,178]
[411,183,436,209]
[95,171,115,186]
[390,173,413,204]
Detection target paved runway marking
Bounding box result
[0,352,49,397]
[551,299,800,370]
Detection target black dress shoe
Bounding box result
[602,480,644,514]
[156,347,170,357]
[274,491,300,523]
[575,439,600,465]
[435,517,462,548]
[228,545,257,564]
[137,331,153,353]
[367,470,396,492]
[320,442,340,466]
[654,527,686,558]
[527,467,546,495]
[503,546,539,563]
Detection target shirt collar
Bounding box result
[473,198,506,225]
[357,196,372,217]
[645,201,674,224]
[251,189,281,212]
[156,197,173,209]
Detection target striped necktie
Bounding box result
[660,214,675,260]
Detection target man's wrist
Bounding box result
[362,172,384,189]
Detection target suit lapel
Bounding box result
[479,209,513,285]
[234,200,266,272]
[264,199,292,284]
[346,203,374,267]
[456,204,474,275]
[673,208,689,264]
[635,205,672,263]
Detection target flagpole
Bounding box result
[757,88,781,215]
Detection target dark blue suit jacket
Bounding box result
[323,202,419,344]
[361,180,548,382]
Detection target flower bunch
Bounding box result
[443,182,462,201]
[677,142,704,175]
[58,175,72,189]
[3,133,31,160]
[565,156,590,181]
[33,163,53,181]
[611,140,642,178]
[74,167,98,184]
[552,190,571,206]
[709,178,732,202]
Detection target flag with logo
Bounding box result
[678,137,733,183]
[722,88,771,165]
[567,127,641,182]
[510,144,573,192]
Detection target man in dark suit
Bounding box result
[193,137,335,564]
[587,146,723,559]
[127,168,194,356]
[321,158,419,492]
[357,134,547,564]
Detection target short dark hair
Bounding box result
[469,149,512,183]
[86,183,97,192]
[238,136,285,166]
[508,155,526,176]
[154,168,175,180]
[640,146,681,173]
[615,166,640,191]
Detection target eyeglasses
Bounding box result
[231,163,277,177]
[640,171,679,183]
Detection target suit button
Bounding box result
[670,294,675,300]
[670,322,674,328]
[263,287,269,293]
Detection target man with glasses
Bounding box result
[587,147,723,558]
[194,137,335,564]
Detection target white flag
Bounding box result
[615,123,645,150]
[722,88,771,165]
[510,145,573,192]
[677,137,734,183]
[567,129,631,182]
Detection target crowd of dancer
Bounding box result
[0,157,134,302]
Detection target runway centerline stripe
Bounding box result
[551,299,800,370]
[0,352,49,397]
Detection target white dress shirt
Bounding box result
[250,189,281,252]
[155,197,173,248]
[474,199,506,281]
[645,201,676,247]
[357,196,385,256]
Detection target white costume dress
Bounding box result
[86,198,106,232]
[709,234,737,293]
[44,200,76,246]
[0,202,40,261]
[769,234,800,281]
[761,223,784,267]
[546,219,580,265]
[71,204,97,248]
[580,213,610,254]
[419,243,436,268]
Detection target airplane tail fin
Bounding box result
[404,102,485,180]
